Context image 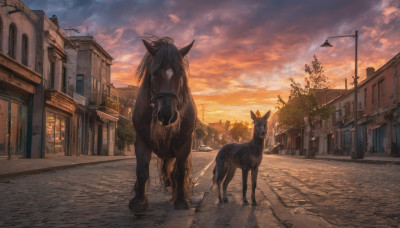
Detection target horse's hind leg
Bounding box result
[222,167,236,202]
[129,136,152,214]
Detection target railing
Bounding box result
[73,92,87,106]
[99,95,119,114]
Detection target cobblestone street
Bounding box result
[259,155,400,227]
[1,152,399,227]
[0,152,216,228]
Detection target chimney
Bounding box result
[345,78,347,90]
[366,67,375,78]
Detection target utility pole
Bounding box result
[201,104,205,123]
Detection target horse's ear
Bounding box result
[250,111,257,121]
[179,40,195,57]
[142,39,156,56]
[263,111,271,120]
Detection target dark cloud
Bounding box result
[23,0,400,122]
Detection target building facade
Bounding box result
[0,0,41,159]
[1,0,119,159]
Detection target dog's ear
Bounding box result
[263,111,271,120]
[250,111,257,120]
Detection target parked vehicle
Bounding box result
[198,145,213,152]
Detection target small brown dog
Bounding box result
[213,110,270,205]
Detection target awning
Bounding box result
[96,110,119,122]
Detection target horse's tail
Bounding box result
[211,164,217,189]
[157,157,175,191]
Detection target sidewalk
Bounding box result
[316,154,400,165]
[0,155,134,180]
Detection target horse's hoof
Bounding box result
[129,197,149,214]
[252,200,257,205]
[219,198,224,204]
[174,199,190,210]
[223,197,229,203]
[243,199,249,204]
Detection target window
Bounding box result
[50,61,55,88]
[45,112,67,154]
[377,80,384,108]
[61,67,66,93]
[21,34,28,66]
[372,84,377,105]
[8,23,17,59]
[0,17,3,52]
[364,88,367,107]
[76,74,84,96]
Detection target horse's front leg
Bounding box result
[129,135,152,214]
[251,167,258,205]
[173,140,192,210]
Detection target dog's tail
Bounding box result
[212,165,217,189]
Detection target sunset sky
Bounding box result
[25,0,400,124]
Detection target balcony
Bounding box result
[99,95,119,114]
[73,92,87,106]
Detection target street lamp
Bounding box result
[321,30,363,159]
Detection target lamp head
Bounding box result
[321,40,333,47]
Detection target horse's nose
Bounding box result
[158,110,178,126]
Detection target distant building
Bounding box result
[69,36,118,156]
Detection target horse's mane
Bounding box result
[136,36,190,84]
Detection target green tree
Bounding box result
[195,128,206,141]
[276,55,333,158]
[116,121,136,155]
[230,121,250,142]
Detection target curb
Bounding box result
[316,157,400,165]
[0,158,132,181]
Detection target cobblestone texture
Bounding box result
[0,152,215,227]
[260,155,400,227]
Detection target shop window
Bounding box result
[21,34,28,66]
[8,23,17,59]
[46,112,67,155]
[0,99,8,157]
[0,99,27,158]
[10,102,27,156]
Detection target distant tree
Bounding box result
[203,126,217,145]
[276,55,333,158]
[230,121,250,142]
[116,121,136,155]
[195,128,206,141]
[224,120,231,131]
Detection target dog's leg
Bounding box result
[222,167,236,202]
[216,161,227,203]
[251,167,258,205]
[242,168,249,204]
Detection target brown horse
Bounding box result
[129,37,196,215]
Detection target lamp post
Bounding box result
[321,30,363,159]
